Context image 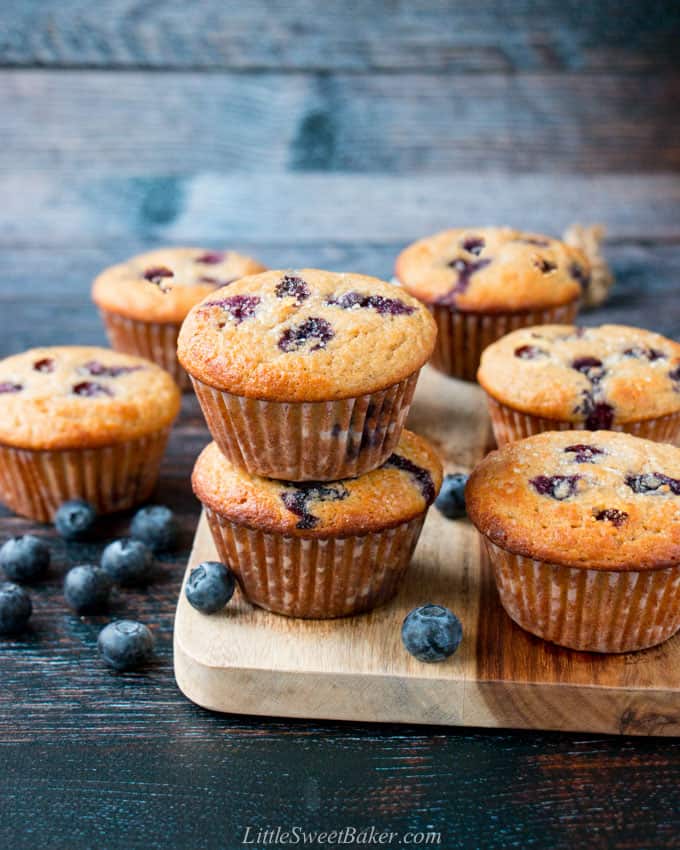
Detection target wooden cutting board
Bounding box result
[174,367,680,736]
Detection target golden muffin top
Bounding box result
[467,430,680,570]
[92,247,267,323]
[0,346,181,450]
[192,430,443,538]
[177,269,437,401]
[478,324,680,426]
[395,227,587,312]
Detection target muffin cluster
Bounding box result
[180,268,442,618]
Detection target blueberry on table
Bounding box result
[435,473,469,519]
[63,565,112,613]
[97,620,154,671]
[401,604,463,663]
[185,561,236,614]
[0,582,32,635]
[101,538,153,586]
[0,535,50,582]
[130,505,177,552]
[54,500,97,540]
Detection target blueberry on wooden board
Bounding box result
[0,535,50,582]
[185,561,236,614]
[401,604,463,663]
[101,539,153,587]
[130,505,177,552]
[435,473,468,519]
[54,500,97,540]
[63,565,112,614]
[97,620,154,671]
[0,582,32,635]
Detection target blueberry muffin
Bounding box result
[92,247,266,390]
[192,429,442,618]
[394,227,587,380]
[178,269,437,481]
[0,346,180,521]
[466,430,680,652]
[478,324,680,447]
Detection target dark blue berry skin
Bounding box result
[101,539,153,586]
[435,473,468,519]
[63,565,112,613]
[401,604,463,663]
[185,561,236,614]
[54,500,97,540]
[0,535,50,582]
[97,620,154,671]
[0,582,32,635]
[130,505,177,553]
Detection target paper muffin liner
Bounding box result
[483,539,680,653]
[190,372,420,481]
[100,309,191,391]
[486,395,680,448]
[429,300,580,382]
[203,507,426,618]
[0,428,171,523]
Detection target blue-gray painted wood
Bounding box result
[2,0,679,72]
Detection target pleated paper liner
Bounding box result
[429,300,580,382]
[191,371,420,481]
[204,507,426,619]
[486,395,680,448]
[100,309,191,391]
[484,539,680,653]
[0,428,171,522]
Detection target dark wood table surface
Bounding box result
[1,3,680,848]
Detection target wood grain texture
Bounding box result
[2,71,679,174]
[175,369,680,735]
[2,174,679,246]
[3,0,679,72]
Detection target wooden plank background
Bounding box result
[1,2,680,848]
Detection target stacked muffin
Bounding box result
[177,269,443,618]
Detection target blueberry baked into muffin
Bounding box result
[0,346,180,521]
[92,247,266,390]
[478,324,680,446]
[178,269,437,481]
[192,430,442,618]
[466,430,680,652]
[394,227,588,381]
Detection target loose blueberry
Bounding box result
[384,454,436,503]
[0,382,22,393]
[54,500,97,540]
[401,604,463,663]
[101,539,153,587]
[530,475,580,501]
[595,508,628,527]
[97,620,154,671]
[185,561,236,614]
[130,505,177,552]
[33,357,55,373]
[0,535,50,582]
[278,317,335,352]
[514,344,547,360]
[435,473,468,519]
[63,565,112,614]
[0,582,32,635]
